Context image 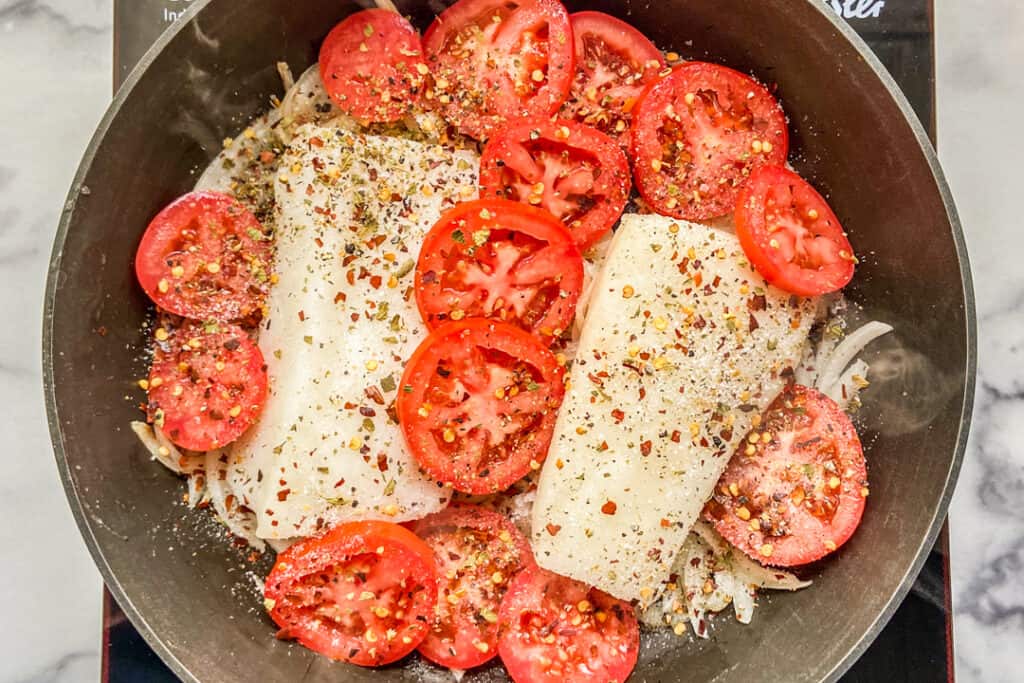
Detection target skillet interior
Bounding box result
[43,0,974,681]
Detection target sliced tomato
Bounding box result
[397,319,565,495]
[703,385,868,567]
[479,119,631,250]
[631,62,789,220]
[135,191,272,323]
[415,199,584,341]
[422,0,574,140]
[497,566,639,683]
[319,9,427,123]
[735,165,855,296]
[561,11,665,142]
[412,505,535,669]
[146,321,267,451]
[264,521,438,666]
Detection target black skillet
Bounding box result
[43,0,975,680]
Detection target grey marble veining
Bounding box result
[939,3,1024,679]
[0,0,1019,681]
[0,1,109,681]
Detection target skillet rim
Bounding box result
[42,1,977,681]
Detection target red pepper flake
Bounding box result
[660,518,671,528]
[344,401,357,410]
[611,408,625,423]
[670,430,681,443]
[749,314,760,333]
[376,453,389,472]
[546,523,561,536]
[277,489,291,502]
[601,500,618,515]
[365,386,386,405]
[638,387,647,401]
[298,310,306,321]
[334,292,347,304]
[597,441,609,451]
[748,294,767,311]
[370,275,383,289]
[640,440,652,456]
[310,136,324,147]
[693,272,703,287]
[314,237,324,248]
[346,269,356,286]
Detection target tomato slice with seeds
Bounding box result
[561,11,665,143]
[631,62,789,220]
[397,319,565,495]
[497,566,639,683]
[735,165,855,296]
[412,505,535,669]
[135,191,272,323]
[422,0,574,140]
[415,199,584,341]
[319,9,427,123]
[264,521,437,666]
[479,119,631,250]
[146,321,267,451]
[703,385,868,567]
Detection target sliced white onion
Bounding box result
[204,449,266,552]
[130,421,204,474]
[814,321,893,398]
[828,358,871,410]
[277,65,351,143]
[276,61,295,92]
[732,583,756,624]
[691,521,811,591]
[186,471,207,509]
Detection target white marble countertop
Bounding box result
[0,0,1019,681]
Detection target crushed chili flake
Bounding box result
[545,523,561,536]
[601,500,618,515]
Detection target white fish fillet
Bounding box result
[531,214,816,602]
[227,124,479,539]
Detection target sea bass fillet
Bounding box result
[227,125,478,539]
[531,214,816,602]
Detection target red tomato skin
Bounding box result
[264,521,438,666]
[396,319,565,495]
[479,118,631,250]
[735,165,855,296]
[413,505,535,669]
[631,62,789,220]
[319,9,426,123]
[562,11,666,142]
[147,322,267,451]
[705,385,868,567]
[497,566,639,683]
[135,191,272,323]
[414,198,584,341]
[422,0,575,140]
